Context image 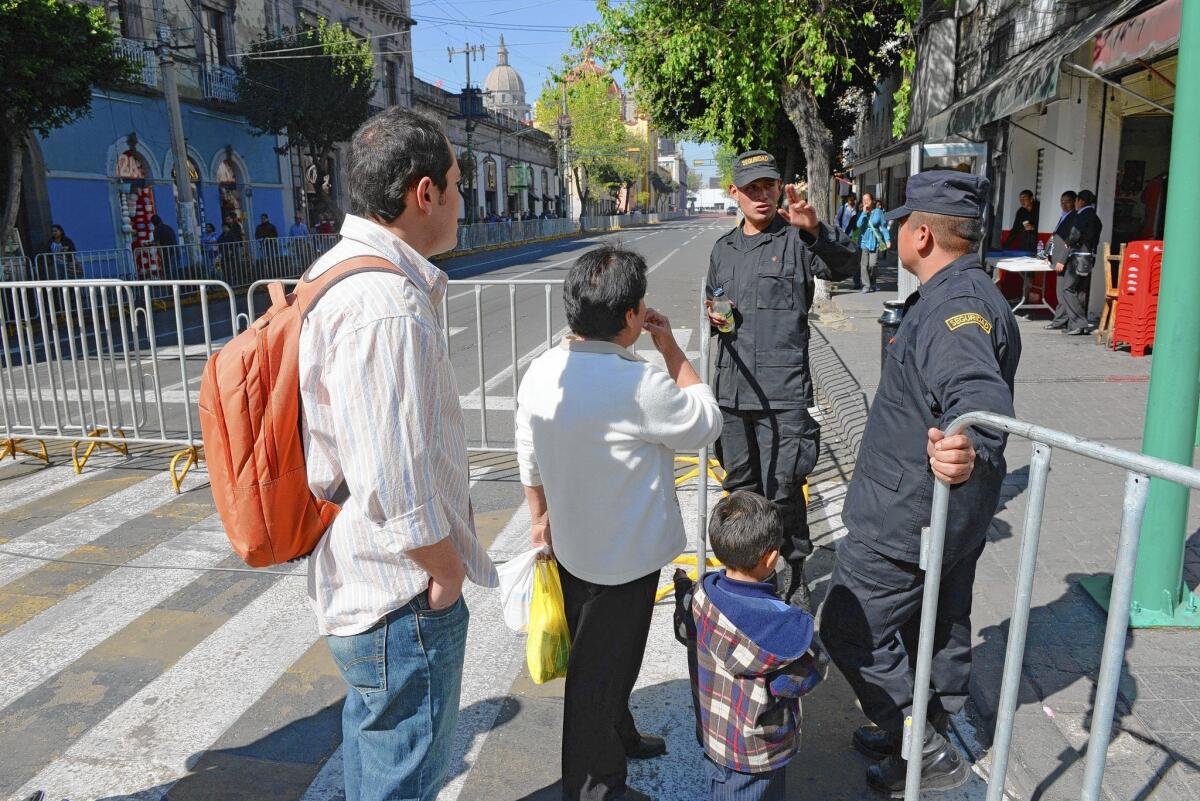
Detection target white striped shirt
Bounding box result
[299,214,497,637]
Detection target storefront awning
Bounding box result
[1093,0,1180,73]
[925,0,1144,140]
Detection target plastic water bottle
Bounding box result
[711,286,735,333]
[1036,240,1047,260]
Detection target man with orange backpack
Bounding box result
[300,110,496,801]
[200,110,494,801]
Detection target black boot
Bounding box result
[775,557,813,613]
[866,726,968,797]
[853,712,949,760]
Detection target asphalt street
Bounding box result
[0,216,764,801]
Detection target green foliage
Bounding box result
[0,0,135,241]
[534,69,638,211]
[0,0,134,137]
[586,0,903,153]
[686,172,701,193]
[715,145,736,191]
[890,1,922,138]
[236,19,375,158]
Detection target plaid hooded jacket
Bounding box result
[691,572,819,773]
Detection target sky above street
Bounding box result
[407,0,720,182]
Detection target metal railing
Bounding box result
[0,279,238,490]
[114,37,159,87]
[456,218,577,251]
[199,63,238,102]
[30,235,339,291]
[244,274,567,453]
[906,411,1200,801]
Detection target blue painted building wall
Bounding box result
[36,89,288,254]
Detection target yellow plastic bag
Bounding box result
[526,556,571,684]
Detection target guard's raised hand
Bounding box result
[779,184,819,234]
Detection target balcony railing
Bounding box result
[200,63,239,103]
[114,37,159,88]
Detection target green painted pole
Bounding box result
[1129,0,1200,628]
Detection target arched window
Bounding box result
[216,157,244,224]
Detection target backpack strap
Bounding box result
[292,255,405,320]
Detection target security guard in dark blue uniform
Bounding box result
[705,150,857,610]
[819,171,1021,795]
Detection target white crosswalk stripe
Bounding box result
[0,516,230,712]
[13,575,316,801]
[0,470,182,589]
[0,452,125,510]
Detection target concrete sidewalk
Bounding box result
[810,257,1200,801]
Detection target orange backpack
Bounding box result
[199,256,401,567]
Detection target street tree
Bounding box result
[0,0,134,247]
[237,19,375,221]
[686,172,701,193]
[533,70,638,220]
[589,0,914,219]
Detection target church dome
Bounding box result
[484,35,530,118]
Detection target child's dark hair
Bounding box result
[709,491,783,571]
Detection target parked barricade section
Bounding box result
[30,235,339,293]
[456,218,579,251]
[907,411,1200,801]
[245,275,567,454]
[0,279,238,491]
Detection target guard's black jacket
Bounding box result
[706,216,858,410]
[843,253,1022,563]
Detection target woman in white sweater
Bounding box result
[515,245,722,801]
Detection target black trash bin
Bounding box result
[878,299,906,368]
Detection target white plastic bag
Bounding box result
[497,546,547,632]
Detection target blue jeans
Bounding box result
[325,592,469,801]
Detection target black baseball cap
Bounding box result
[884,170,991,222]
[732,150,781,187]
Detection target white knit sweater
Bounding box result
[515,338,723,585]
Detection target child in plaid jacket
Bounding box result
[678,491,823,801]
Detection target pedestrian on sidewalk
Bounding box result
[515,245,722,801]
[1053,190,1102,336]
[1043,190,1077,331]
[704,150,858,611]
[852,191,891,292]
[835,192,858,234]
[299,108,497,801]
[819,170,1021,796]
[688,491,821,801]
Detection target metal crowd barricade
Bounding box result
[906,411,1200,801]
[0,279,238,491]
[244,275,568,454]
[29,234,340,293]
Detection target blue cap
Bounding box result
[883,170,991,222]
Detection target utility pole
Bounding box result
[1124,0,1200,628]
[557,79,572,220]
[448,43,485,224]
[153,0,197,249]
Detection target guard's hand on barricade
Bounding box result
[927,427,975,485]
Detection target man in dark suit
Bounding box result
[1054,190,1102,335]
[1044,190,1078,330]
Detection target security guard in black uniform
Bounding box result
[705,150,857,610]
[819,171,1021,795]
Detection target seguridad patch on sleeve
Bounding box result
[944,312,993,334]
